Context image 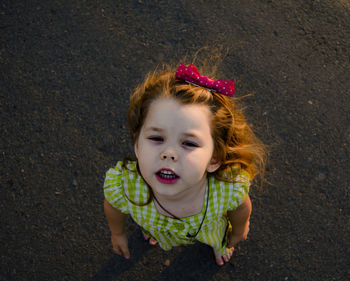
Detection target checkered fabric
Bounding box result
[104,161,250,255]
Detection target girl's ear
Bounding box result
[134,141,139,159]
[206,158,220,173]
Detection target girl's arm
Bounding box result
[227,195,252,248]
[104,199,130,259]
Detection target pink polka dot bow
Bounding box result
[175,63,235,97]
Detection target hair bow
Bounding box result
[175,63,235,97]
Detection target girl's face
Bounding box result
[134,98,220,200]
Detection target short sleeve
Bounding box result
[103,161,129,214]
[226,169,251,211]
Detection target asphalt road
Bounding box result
[1,1,349,280]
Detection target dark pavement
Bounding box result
[1,1,349,280]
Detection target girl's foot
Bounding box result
[142,232,158,245]
[213,247,234,266]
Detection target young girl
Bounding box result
[103,63,265,266]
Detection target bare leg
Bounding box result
[142,232,158,245]
[213,247,234,266]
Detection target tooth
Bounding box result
[161,170,173,175]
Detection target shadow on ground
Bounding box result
[92,230,221,281]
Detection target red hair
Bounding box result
[128,67,266,182]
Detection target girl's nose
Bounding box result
[160,149,178,161]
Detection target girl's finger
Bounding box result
[149,238,157,245]
[113,246,122,256]
[120,244,130,259]
[223,247,235,263]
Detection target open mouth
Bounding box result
[156,169,179,183]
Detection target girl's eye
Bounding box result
[148,136,164,142]
[183,141,199,148]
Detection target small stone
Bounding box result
[308,100,313,105]
[316,172,326,181]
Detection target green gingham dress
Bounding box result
[104,161,250,255]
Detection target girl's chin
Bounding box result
[152,184,180,197]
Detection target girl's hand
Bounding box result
[227,220,250,248]
[227,195,252,248]
[111,232,130,259]
[104,200,130,259]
